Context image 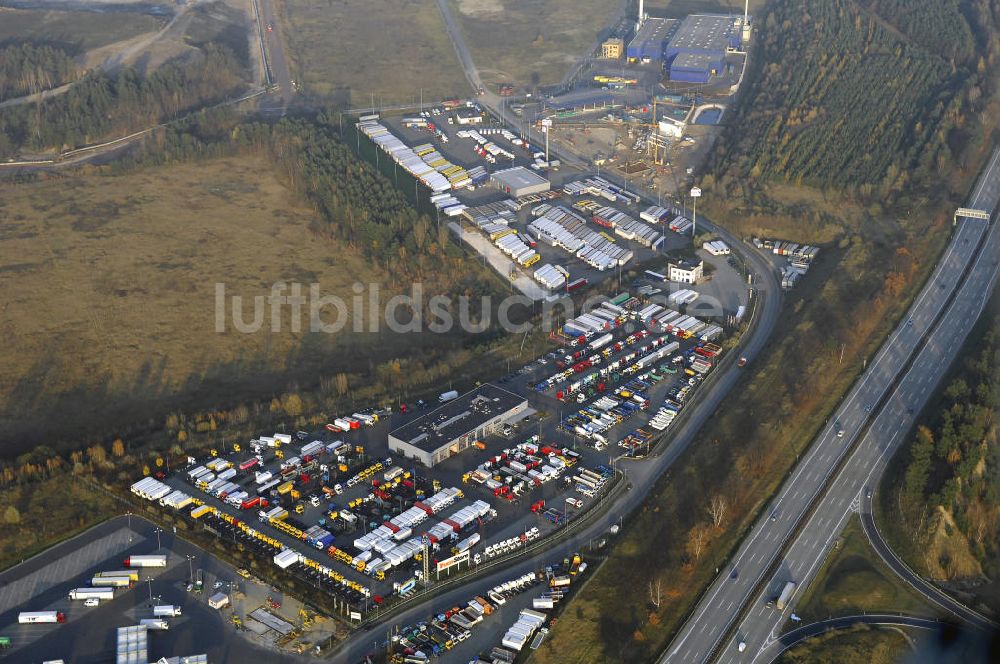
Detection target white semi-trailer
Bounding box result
[18,611,66,624]
[70,587,115,601]
[124,554,167,568]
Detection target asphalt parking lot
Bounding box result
[0,516,312,664]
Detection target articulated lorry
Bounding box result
[775,581,797,610]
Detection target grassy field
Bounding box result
[0,157,412,453]
[0,7,164,56]
[777,624,912,664]
[276,0,468,105]
[642,0,767,17]
[793,516,935,623]
[0,475,117,571]
[450,0,618,89]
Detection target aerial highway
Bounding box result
[661,145,1000,664]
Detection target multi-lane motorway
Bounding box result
[661,146,1000,664]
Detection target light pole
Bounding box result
[186,555,195,583]
[541,118,552,164]
[153,527,162,551]
[690,186,702,240]
[126,511,132,543]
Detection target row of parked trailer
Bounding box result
[668,288,699,305]
[752,237,821,290]
[639,303,724,341]
[528,204,633,270]
[703,240,731,255]
[533,263,569,290]
[753,237,821,263]
[457,128,518,161]
[494,228,540,266]
[562,176,641,206]
[590,205,664,249]
[356,118,462,193]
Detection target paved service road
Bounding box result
[254,0,295,111]
[661,145,1000,664]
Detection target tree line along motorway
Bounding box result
[661,145,1000,664]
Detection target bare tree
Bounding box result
[648,577,663,609]
[686,524,708,561]
[709,494,728,528]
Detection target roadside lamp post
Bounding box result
[690,186,702,240]
[186,555,195,583]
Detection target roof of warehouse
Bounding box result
[491,166,550,190]
[389,384,526,453]
[671,51,723,70]
[667,14,734,53]
[627,17,676,53]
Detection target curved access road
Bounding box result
[859,473,997,631]
[757,614,945,663]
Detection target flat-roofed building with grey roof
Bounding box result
[389,384,528,467]
[491,166,551,198]
[665,14,739,60]
[626,17,679,63]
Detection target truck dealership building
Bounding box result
[389,384,528,467]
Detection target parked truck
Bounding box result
[153,605,182,617]
[775,581,796,610]
[439,390,459,402]
[91,576,132,588]
[18,612,66,624]
[139,618,169,630]
[69,588,114,601]
[124,554,167,568]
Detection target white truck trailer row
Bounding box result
[533,263,568,290]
